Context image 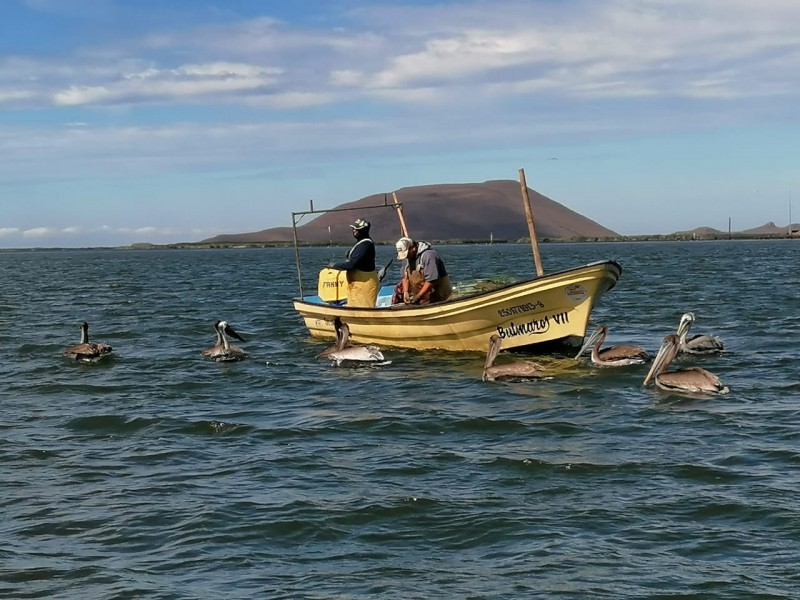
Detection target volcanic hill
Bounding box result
[202,180,618,244]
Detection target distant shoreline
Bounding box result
[1,232,798,252]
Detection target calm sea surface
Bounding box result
[2,240,800,599]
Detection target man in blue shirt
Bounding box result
[332,218,379,307]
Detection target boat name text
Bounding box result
[497,300,545,318]
[497,311,570,339]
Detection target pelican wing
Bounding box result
[598,345,650,362]
[64,342,112,361]
[209,344,248,362]
[64,342,96,356]
[201,344,222,357]
[682,334,724,354]
[326,345,386,366]
[483,360,544,382]
[657,367,729,395]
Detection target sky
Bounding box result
[1,0,798,248]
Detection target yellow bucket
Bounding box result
[317,268,349,302]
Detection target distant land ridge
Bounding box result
[201,180,619,244]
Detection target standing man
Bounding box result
[395,237,452,305]
[332,218,379,307]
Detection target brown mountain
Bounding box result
[676,226,725,235]
[741,221,795,234]
[202,180,618,243]
[675,222,798,236]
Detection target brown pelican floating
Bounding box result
[575,325,650,366]
[206,320,248,362]
[676,312,724,354]
[63,322,113,363]
[317,318,386,366]
[483,334,545,381]
[644,334,729,395]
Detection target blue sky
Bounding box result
[1,0,798,247]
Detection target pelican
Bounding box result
[63,322,113,363]
[575,325,650,366]
[201,320,224,357]
[676,312,724,354]
[483,334,545,381]
[644,334,729,395]
[206,320,248,362]
[318,318,386,366]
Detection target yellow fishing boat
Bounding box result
[291,169,621,353]
[293,260,621,352]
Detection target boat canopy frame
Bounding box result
[291,197,405,298]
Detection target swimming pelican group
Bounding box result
[61,310,729,396]
[569,313,728,396]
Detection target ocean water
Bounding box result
[2,240,800,599]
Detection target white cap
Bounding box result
[395,237,414,260]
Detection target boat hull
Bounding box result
[293,260,621,352]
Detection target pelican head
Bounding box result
[676,312,696,338]
[217,320,246,342]
[483,334,503,374]
[335,317,350,350]
[643,334,679,386]
[575,325,605,359]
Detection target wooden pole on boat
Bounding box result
[392,192,409,238]
[518,168,544,276]
[291,213,304,298]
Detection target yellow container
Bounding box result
[317,268,349,302]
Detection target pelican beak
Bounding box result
[224,323,246,342]
[676,313,694,337]
[642,360,658,386]
[676,319,688,338]
[643,337,674,385]
[575,327,601,359]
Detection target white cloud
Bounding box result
[0,227,20,236]
[23,227,52,237]
[1,0,798,114]
[0,90,34,103]
[53,61,280,106]
[330,69,365,87]
[358,1,800,102]
[117,226,181,235]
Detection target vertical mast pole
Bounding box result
[292,213,304,298]
[392,192,409,238]
[518,168,544,276]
